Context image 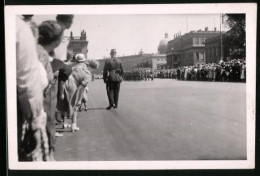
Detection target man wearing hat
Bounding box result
[103,49,124,110]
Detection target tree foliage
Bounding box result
[223,14,246,59]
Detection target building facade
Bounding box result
[93,53,166,74]
[93,34,168,74]
[166,27,220,68]
[138,54,167,70]
[158,33,170,54]
[204,35,222,64]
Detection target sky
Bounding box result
[33,14,228,60]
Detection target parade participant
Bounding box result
[16,16,49,161]
[37,20,64,160]
[103,49,124,110]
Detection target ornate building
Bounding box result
[67,30,88,57]
[158,33,170,54]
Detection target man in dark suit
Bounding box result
[103,49,124,110]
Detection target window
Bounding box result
[193,38,199,46]
[199,38,204,45]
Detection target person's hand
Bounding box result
[53,71,59,77]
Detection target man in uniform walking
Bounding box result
[103,49,124,110]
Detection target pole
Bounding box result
[172,55,173,69]
[220,14,223,59]
[171,48,174,69]
[186,15,188,33]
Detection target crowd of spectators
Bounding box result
[176,59,246,82]
[155,59,246,82]
[16,15,99,161]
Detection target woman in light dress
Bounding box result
[58,53,99,132]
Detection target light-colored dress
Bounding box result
[59,62,92,117]
[54,36,70,61]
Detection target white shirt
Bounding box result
[16,16,47,123]
[54,36,70,61]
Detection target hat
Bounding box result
[110,49,117,55]
[75,53,87,62]
[88,60,99,69]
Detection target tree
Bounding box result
[223,14,246,60]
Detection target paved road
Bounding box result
[54,79,246,161]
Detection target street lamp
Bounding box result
[171,48,174,69]
[220,13,224,59]
[139,56,143,69]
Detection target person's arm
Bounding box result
[120,62,124,77]
[103,61,108,83]
[81,71,92,87]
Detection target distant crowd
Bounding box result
[176,59,246,82]
[124,59,246,83]
[155,59,246,82]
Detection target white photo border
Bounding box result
[5,3,257,170]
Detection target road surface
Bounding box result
[54,79,246,161]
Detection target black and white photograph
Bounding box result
[5,3,256,170]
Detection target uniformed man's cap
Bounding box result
[110,49,117,55]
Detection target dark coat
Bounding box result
[103,58,124,83]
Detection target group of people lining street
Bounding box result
[176,59,246,82]
[16,14,102,161]
[154,59,246,82]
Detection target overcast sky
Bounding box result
[33,14,228,60]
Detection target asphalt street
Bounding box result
[54,79,246,161]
